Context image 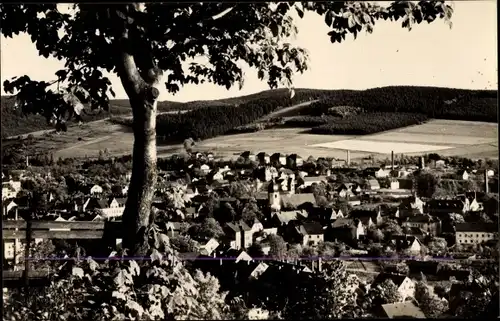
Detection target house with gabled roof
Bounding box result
[456,169,470,180]
[380,302,426,319]
[389,235,424,254]
[367,179,381,190]
[349,208,383,228]
[326,218,365,241]
[401,214,441,236]
[199,238,220,256]
[224,220,253,250]
[270,153,287,166]
[256,152,271,165]
[455,222,497,245]
[272,209,308,226]
[371,273,415,301]
[296,222,324,247]
[3,199,18,218]
[427,198,469,215]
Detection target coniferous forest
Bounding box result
[2,86,497,140]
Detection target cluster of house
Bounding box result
[1,154,498,318]
[2,153,497,258]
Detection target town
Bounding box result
[3,149,498,319]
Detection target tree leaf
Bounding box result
[150,249,163,263]
[125,300,144,318]
[72,267,84,278]
[269,21,280,38]
[112,291,126,301]
[86,257,99,271]
[347,15,356,28]
[325,10,333,26]
[129,260,140,276]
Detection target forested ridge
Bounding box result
[2,86,497,140]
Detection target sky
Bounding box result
[1,1,497,102]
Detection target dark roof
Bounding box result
[381,302,426,319]
[455,222,497,233]
[405,214,440,223]
[350,209,379,219]
[372,273,408,288]
[299,222,324,235]
[282,193,316,206]
[331,218,356,228]
[428,199,465,210]
[390,235,421,250]
[226,220,252,234]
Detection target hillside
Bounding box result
[2,86,497,139]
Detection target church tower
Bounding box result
[288,173,296,195]
[268,179,281,211]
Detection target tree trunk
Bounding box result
[115,24,162,255]
[121,91,158,255]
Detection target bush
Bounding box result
[4,241,231,320]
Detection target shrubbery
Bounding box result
[310,112,429,135]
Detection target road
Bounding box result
[259,99,320,121]
[4,109,191,141]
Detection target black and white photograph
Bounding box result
[1,1,498,320]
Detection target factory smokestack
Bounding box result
[485,170,489,194]
[391,151,394,170]
[346,150,351,167]
[420,156,425,169]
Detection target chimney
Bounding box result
[391,151,394,170]
[346,150,351,167]
[485,170,489,194]
[318,257,323,272]
[420,156,425,169]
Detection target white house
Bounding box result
[435,160,446,168]
[3,200,18,217]
[100,198,126,219]
[390,180,400,190]
[372,274,416,301]
[200,164,211,174]
[2,180,21,201]
[90,184,103,195]
[375,168,390,178]
[248,308,270,320]
[199,238,219,256]
[487,169,495,177]
[457,170,469,181]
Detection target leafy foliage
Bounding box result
[2,1,455,131]
[281,261,361,319]
[4,242,230,320]
[267,234,287,260]
[414,281,448,317]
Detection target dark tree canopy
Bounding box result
[2,2,453,122]
[1,1,453,254]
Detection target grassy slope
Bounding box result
[2,86,497,138]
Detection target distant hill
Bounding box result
[1,86,497,139]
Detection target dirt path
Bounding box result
[259,99,320,120]
[5,118,111,140]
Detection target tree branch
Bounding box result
[211,6,235,20]
[115,28,143,97]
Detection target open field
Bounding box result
[18,118,496,161]
[312,140,454,154]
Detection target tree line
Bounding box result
[292,86,497,122]
[310,112,429,135]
